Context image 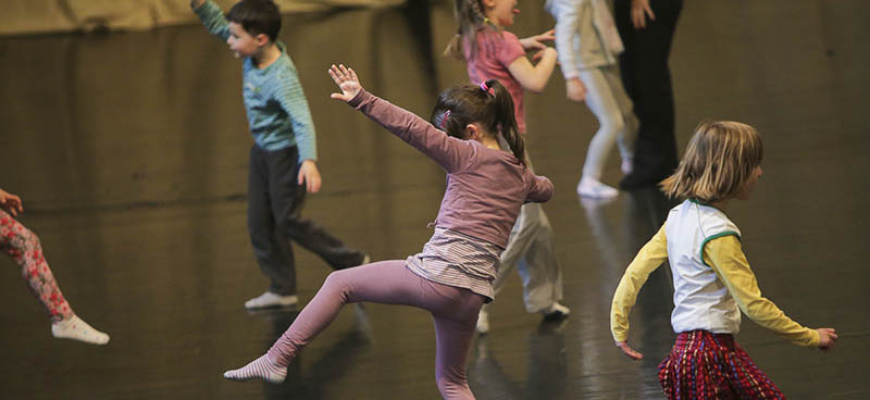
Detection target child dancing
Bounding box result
[222,64,553,400]
[1,187,109,345]
[610,121,837,399]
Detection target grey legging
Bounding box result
[578,65,637,179]
[266,260,485,400]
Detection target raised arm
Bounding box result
[191,0,230,41]
[610,224,669,359]
[329,64,473,173]
[705,236,837,349]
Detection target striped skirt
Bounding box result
[658,330,785,399]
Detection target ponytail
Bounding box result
[483,80,525,164]
[430,80,526,166]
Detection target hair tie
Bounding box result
[439,110,451,129]
[480,81,490,94]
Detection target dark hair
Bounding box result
[444,0,498,60]
[430,79,526,165]
[227,0,281,42]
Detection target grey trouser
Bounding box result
[248,144,365,295]
[578,65,638,179]
[492,154,563,312]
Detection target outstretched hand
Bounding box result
[0,188,24,216]
[616,341,644,360]
[520,29,555,51]
[329,64,362,102]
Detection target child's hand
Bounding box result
[566,78,586,102]
[520,29,555,51]
[616,341,644,360]
[329,64,362,102]
[631,0,655,29]
[817,328,838,351]
[298,160,322,193]
[0,189,24,217]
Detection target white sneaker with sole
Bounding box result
[577,177,619,199]
[541,302,571,320]
[244,292,298,310]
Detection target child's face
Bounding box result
[484,0,519,27]
[226,22,263,59]
[735,165,763,200]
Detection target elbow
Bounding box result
[525,82,546,94]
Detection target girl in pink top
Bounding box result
[222,64,553,400]
[446,0,569,333]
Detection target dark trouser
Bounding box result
[248,144,365,295]
[615,0,683,184]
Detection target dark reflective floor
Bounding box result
[1,1,868,399]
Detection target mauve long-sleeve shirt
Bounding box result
[348,89,553,249]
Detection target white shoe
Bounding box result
[577,177,619,199]
[475,306,490,334]
[244,292,298,310]
[541,303,571,320]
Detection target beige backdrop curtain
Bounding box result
[0,0,403,36]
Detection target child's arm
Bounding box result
[610,224,669,359]
[191,0,230,41]
[705,236,837,349]
[525,174,554,203]
[329,64,473,173]
[0,188,24,216]
[507,47,558,94]
[550,0,587,102]
[274,69,320,192]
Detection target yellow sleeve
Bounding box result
[704,235,820,347]
[610,224,669,342]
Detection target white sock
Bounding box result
[223,354,287,384]
[51,315,110,345]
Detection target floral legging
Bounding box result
[0,209,72,322]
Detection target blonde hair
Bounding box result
[660,121,763,203]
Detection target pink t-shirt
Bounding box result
[464,29,528,133]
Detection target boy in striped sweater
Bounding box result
[191,0,367,309]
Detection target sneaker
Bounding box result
[475,306,490,334]
[244,292,298,310]
[577,177,619,199]
[541,302,571,321]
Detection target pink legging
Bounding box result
[267,260,485,399]
[0,209,73,323]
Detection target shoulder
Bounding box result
[499,30,521,44]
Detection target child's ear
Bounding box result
[255,33,270,47]
[464,124,480,141]
[481,0,496,9]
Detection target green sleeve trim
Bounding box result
[700,231,741,267]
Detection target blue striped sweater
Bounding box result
[194,0,317,162]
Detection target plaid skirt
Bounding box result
[658,330,785,399]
